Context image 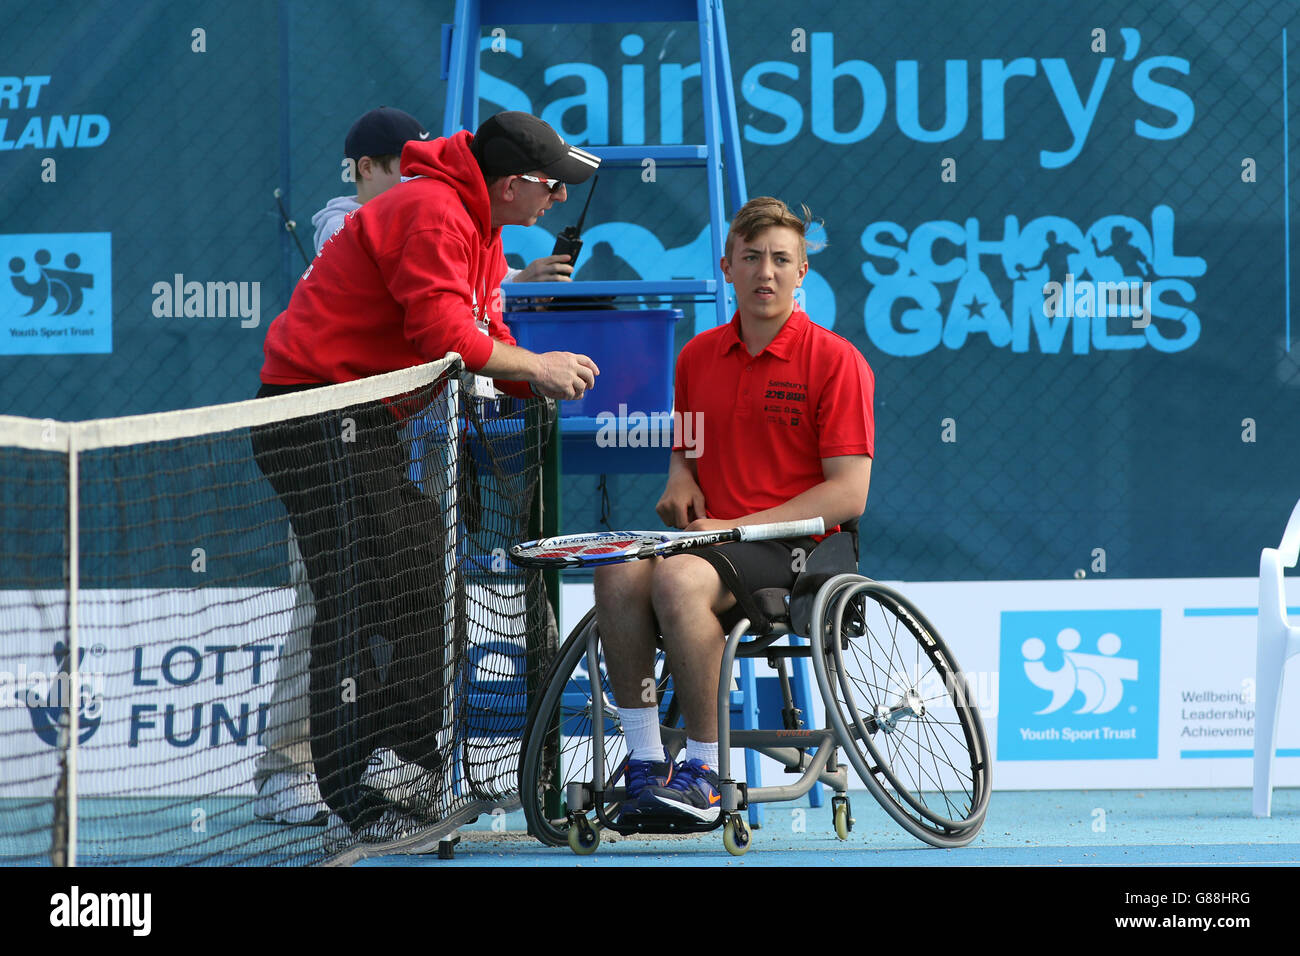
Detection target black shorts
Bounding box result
[666,536,819,635]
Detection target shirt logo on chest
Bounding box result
[761,378,808,426]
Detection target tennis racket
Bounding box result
[508,517,825,569]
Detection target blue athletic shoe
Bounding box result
[641,758,721,823]
[616,752,674,820]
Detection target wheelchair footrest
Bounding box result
[604,812,726,836]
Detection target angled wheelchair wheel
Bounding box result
[518,609,677,847]
[809,575,991,848]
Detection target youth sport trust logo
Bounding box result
[1,233,112,354]
[1023,628,1135,715]
[998,609,1160,760]
[10,249,93,314]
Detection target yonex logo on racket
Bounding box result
[594,404,704,459]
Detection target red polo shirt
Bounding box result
[672,308,875,522]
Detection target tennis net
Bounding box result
[0,356,557,865]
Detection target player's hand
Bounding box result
[516,254,574,282]
[656,472,706,529]
[532,351,598,400]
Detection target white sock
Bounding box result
[686,739,719,769]
[618,706,663,762]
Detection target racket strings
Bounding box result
[515,535,648,560]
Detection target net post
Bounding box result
[52,427,80,868]
[7,357,508,865]
[538,411,561,626]
[441,373,463,813]
[67,429,79,868]
[526,402,564,821]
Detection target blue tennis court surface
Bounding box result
[6,787,1295,866]
[360,788,1300,867]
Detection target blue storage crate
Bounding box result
[405,401,530,491]
[505,309,681,418]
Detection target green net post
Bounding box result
[524,405,564,822]
[535,415,561,628]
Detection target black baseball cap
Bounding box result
[344,107,430,161]
[470,111,600,184]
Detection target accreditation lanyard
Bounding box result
[469,252,497,399]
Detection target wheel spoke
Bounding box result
[531,583,991,853]
[920,717,973,818]
[878,721,970,823]
[819,581,990,843]
[521,613,678,846]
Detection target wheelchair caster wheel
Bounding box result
[833,801,851,841]
[567,816,599,856]
[832,795,853,840]
[722,814,751,856]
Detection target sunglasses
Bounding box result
[515,173,565,194]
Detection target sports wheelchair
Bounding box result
[517,525,991,856]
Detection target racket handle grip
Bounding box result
[736,517,825,541]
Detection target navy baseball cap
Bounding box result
[344,107,430,161]
[470,111,600,184]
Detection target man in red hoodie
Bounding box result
[262,110,599,395]
[252,112,600,847]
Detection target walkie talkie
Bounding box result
[552,175,598,269]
